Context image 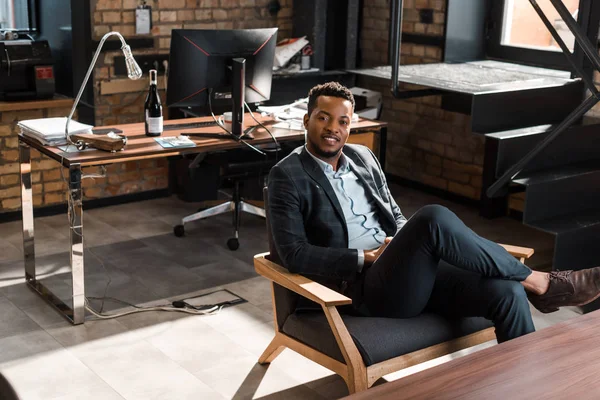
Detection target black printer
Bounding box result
[0,40,55,101]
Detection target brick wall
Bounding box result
[0,106,72,212]
[84,0,293,201]
[359,0,484,201]
[92,0,293,126]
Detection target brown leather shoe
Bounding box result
[528,268,600,313]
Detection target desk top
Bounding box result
[344,310,600,400]
[19,114,386,168]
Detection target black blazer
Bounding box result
[267,144,407,289]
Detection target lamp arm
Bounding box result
[65,31,130,141]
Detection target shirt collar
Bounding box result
[305,145,349,173]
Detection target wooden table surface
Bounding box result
[18,114,386,168]
[344,310,600,400]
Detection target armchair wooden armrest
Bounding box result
[498,244,535,262]
[254,252,352,307]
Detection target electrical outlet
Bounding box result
[113,54,170,76]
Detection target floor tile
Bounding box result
[0,297,42,339]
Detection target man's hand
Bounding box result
[364,236,393,267]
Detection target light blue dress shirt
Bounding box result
[305,146,387,271]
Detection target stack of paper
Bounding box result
[18,117,94,146]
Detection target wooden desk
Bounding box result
[17,115,387,324]
[345,310,600,400]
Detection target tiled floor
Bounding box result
[0,184,581,399]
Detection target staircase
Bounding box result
[484,123,600,272]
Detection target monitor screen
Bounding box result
[166,28,278,110]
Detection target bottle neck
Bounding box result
[149,70,157,86]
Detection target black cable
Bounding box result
[244,101,279,162]
[207,89,265,156]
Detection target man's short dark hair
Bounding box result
[307,82,355,116]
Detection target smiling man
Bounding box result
[267,81,600,343]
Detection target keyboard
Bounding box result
[163,120,218,131]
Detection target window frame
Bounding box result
[0,0,38,32]
[485,0,586,71]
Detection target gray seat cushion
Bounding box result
[282,311,493,366]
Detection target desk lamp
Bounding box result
[65,31,142,143]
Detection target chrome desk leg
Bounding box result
[20,146,85,324]
[68,164,85,324]
[19,143,35,282]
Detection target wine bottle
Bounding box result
[144,69,163,137]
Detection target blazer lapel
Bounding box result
[345,147,396,228]
[299,148,347,232]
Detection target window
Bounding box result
[487,0,583,70]
[0,0,36,31]
[501,0,579,52]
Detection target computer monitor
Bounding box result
[167,28,278,138]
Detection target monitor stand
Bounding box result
[181,58,255,141]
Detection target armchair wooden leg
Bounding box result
[346,375,369,394]
[258,334,286,364]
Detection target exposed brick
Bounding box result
[1,150,19,162]
[114,25,135,36]
[123,0,138,9]
[0,174,19,186]
[42,169,63,182]
[213,9,228,20]
[448,182,478,199]
[216,21,234,29]
[122,11,135,23]
[0,186,20,199]
[94,25,110,37]
[421,174,447,190]
[442,159,483,175]
[160,11,177,22]
[221,0,240,8]
[177,10,195,20]
[32,159,59,171]
[44,192,66,205]
[195,9,212,19]
[0,163,18,175]
[103,11,121,23]
[2,198,21,210]
[158,0,186,8]
[442,169,470,184]
[96,0,122,10]
[84,187,103,199]
[0,125,12,136]
[199,0,219,6]
[155,23,181,36]
[4,137,18,148]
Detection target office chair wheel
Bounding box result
[174,225,185,237]
[227,238,239,250]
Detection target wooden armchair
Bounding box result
[255,189,535,394]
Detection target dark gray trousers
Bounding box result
[361,204,535,343]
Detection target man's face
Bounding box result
[303,96,353,161]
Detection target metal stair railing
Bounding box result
[486,0,600,197]
[388,0,600,197]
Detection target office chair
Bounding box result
[173,148,278,250]
[255,187,536,394]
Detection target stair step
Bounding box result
[514,162,600,223]
[525,208,600,235]
[488,124,600,178]
[512,159,600,186]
